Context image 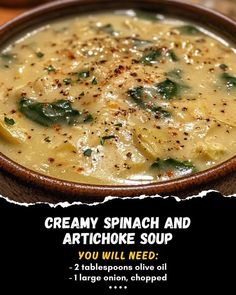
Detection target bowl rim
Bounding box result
[0,0,236,198]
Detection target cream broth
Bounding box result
[0,11,235,185]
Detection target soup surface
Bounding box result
[0,10,236,185]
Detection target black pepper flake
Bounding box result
[114,65,124,75]
[130,72,137,77]
[126,152,132,158]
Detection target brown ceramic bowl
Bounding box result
[0,0,235,203]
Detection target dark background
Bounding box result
[0,191,235,292]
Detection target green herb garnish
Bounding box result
[36,52,44,58]
[83,148,92,157]
[45,65,56,73]
[4,117,15,126]
[77,70,90,80]
[92,77,98,85]
[100,135,116,145]
[63,78,72,85]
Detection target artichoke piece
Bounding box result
[194,141,227,161]
[0,118,26,144]
[133,126,168,159]
[203,101,236,127]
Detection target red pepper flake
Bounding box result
[77,167,84,173]
[48,158,55,163]
[166,170,174,177]
[114,65,124,75]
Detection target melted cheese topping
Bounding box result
[0,11,235,185]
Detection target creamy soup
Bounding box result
[0,10,235,185]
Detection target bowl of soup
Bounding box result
[0,0,235,202]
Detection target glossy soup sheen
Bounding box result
[0,10,235,185]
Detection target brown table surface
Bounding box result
[0,7,26,25]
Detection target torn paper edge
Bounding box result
[0,190,235,207]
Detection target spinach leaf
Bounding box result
[167,69,183,80]
[98,24,117,36]
[140,49,162,65]
[165,49,179,62]
[128,86,171,118]
[100,135,116,145]
[140,49,178,65]
[82,113,93,123]
[128,86,146,109]
[0,53,16,61]
[155,79,179,99]
[221,73,236,90]
[4,117,15,126]
[0,53,17,68]
[132,38,153,48]
[151,106,171,118]
[19,98,81,127]
[134,10,161,21]
[174,25,201,35]
[151,158,196,175]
